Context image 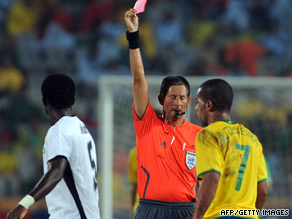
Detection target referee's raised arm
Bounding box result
[125,9,149,119]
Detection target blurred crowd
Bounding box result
[0,0,292,198]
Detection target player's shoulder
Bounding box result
[235,122,259,137]
[60,116,82,126]
[129,147,137,157]
[197,126,216,141]
[212,121,261,142]
[206,120,238,132]
[197,122,226,139]
[52,116,83,134]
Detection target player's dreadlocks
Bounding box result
[41,74,75,109]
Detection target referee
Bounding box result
[125,9,202,219]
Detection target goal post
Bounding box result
[98,79,114,219]
[98,75,292,219]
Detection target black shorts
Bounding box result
[134,198,194,219]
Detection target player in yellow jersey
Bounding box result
[128,146,139,218]
[193,79,268,219]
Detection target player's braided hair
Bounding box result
[199,78,233,112]
[159,76,190,100]
[41,74,75,109]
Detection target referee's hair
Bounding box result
[41,73,75,109]
[199,79,233,112]
[159,76,190,101]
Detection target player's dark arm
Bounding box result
[7,156,67,219]
[28,156,67,201]
[193,172,220,219]
[130,183,137,208]
[125,9,149,118]
[130,183,138,217]
[255,181,268,210]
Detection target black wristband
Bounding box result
[126,30,139,49]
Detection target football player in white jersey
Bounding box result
[7,74,100,219]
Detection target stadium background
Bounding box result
[0,0,292,218]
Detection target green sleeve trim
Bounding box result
[258,178,267,184]
[197,169,221,178]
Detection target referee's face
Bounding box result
[163,85,190,119]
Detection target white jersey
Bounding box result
[43,116,100,219]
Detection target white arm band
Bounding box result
[18,195,35,209]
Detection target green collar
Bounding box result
[217,119,236,124]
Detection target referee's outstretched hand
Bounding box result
[125,9,139,32]
[6,205,27,219]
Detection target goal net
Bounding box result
[98,76,292,219]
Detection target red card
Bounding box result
[134,0,148,14]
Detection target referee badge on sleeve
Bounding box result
[186,151,196,170]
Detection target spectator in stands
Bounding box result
[148,6,185,74]
[0,33,18,66]
[40,21,76,51]
[137,18,157,59]
[0,55,25,96]
[80,0,117,33]
[186,39,226,76]
[224,36,265,76]
[48,3,75,33]
[155,10,184,54]
[77,35,129,85]
[99,7,124,40]
[271,0,292,33]
[16,114,46,195]
[1,86,43,139]
[233,90,266,122]
[259,23,287,57]
[34,0,67,38]
[0,148,18,197]
[6,0,39,36]
[0,0,12,29]
[146,0,178,23]
[77,36,104,83]
[186,9,216,47]
[248,0,271,31]
[259,22,292,76]
[186,57,208,76]
[39,2,76,52]
[221,0,250,32]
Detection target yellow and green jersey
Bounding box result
[196,120,267,219]
[128,147,139,214]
